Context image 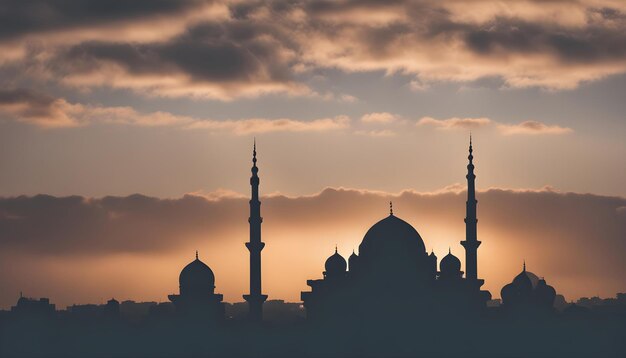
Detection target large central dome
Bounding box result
[179,255,215,296]
[359,214,426,258]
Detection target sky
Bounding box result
[0,0,625,309]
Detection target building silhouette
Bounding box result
[168,251,225,320]
[500,262,557,314]
[10,293,55,317]
[301,138,491,322]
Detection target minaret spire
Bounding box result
[253,137,257,166]
[243,139,267,321]
[461,135,482,285]
[389,201,393,216]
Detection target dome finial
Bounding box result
[449,247,451,254]
[523,259,526,272]
[335,244,338,254]
[195,250,198,260]
[389,201,393,215]
[468,133,474,163]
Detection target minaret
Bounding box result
[243,139,267,321]
[460,135,482,284]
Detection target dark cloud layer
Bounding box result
[0,193,245,254]
[54,20,293,84]
[40,14,301,98]
[0,0,207,41]
[0,89,56,117]
[463,13,626,63]
[2,0,626,98]
[2,187,624,257]
[0,88,80,127]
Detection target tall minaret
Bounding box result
[461,135,481,283]
[243,140,267,321]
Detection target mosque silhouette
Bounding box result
[169,137,557,323]
[3,138,624,358]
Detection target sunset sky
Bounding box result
[0,0,625,309]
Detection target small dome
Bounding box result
[500,265,534,305]
[180,255,215,290]
[534,279,557,307]
[440,250,462,274]
[348,250,359,271]
[325,249,347,274]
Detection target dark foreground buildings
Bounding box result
[2,139,626,358]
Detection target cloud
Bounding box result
[360,112,398,124]
[0,89,84,127]
[498,120,573,135]
[338,94,359,103]
[418,116,572,135]
[0,0,227,64]
[294,0,626,89]
[0,0,210,42]
[355,129,396,137]
[0,89,572,138]
[0,88,351,133]
[185,115,351,134]
[44,23,307,99]
[0,88,198,128]
[2,0,626,99]
[0,186,625,307]
[417,116,493,130]
[186,188,247,201]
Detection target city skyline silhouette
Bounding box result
[0,136,619,308]
[2,136,624,310]
[2,139,626,358]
